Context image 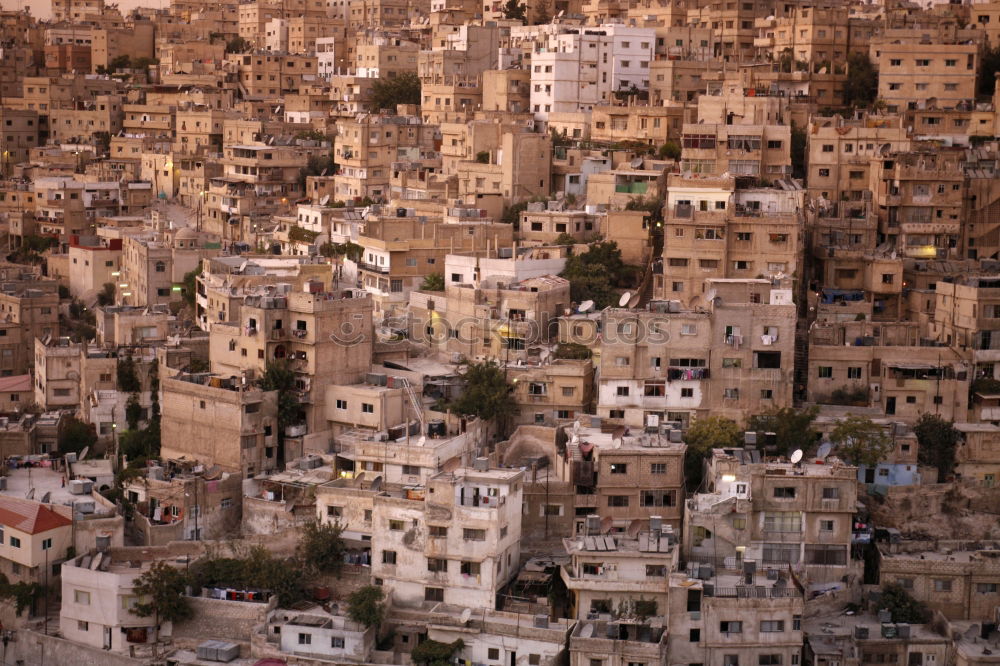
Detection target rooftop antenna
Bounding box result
[618,291,632,307]
[790,449,803,464]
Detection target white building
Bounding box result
[60,553,165,652]
[372,466,524,610]
[530,25,656,125]
[268,606,373,662]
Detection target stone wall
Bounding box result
[172,595,274,644]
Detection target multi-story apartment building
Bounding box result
[60,552,163,652]
[561,519,679,621]
[352,214,514,312]
[685,448,859,585]
[880,544,1000,621]
[869,148,965,259]
[209,286,374,438]
[680,123,792,179]
[954,424,1000,486]
[0,281,59,377]
[930,277,1000,379]
[685,0,774,61]
[118,229,216,307]
[806,114,911,204]
[371,466,524,609]
[659,174,803,301]
[872,41,978,112]
[161,372,280,477]
[507,358,595,426]
[529,25,657,125]
[808,319,970,422]
[754,6,857,64]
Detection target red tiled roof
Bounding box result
[0,375,31,394]
[0,496,71,534]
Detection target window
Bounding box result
[460,561,481,575]
[490,648,501,661]
[847,367,862,379]
[429,525,447,537]
[793,615,801,631]
[389,519,404,531]
[818,366,833,378]
[74,590,91,605]
[651,463,667,474]
[976,583,998,593]
[382,550,397,564]
[463,528,486,541]
[336,399,347,410]
[760,656,782,666]
[607,495,629,507]
[804,545,847,565]
[427,558,447,572]
[773,487,796,499]
[720,621,742,634]
[332,637,345,648]
[610,463,627,474]
[822,487,840,499]
[641,490,676,507]
[820,520,835,531]
[898,578,914,590]
[646,564,667,577]
[424,587,444,602]
[9,536,20,548]
[362,403,374,413]
[616,386,630,397]
[763,511,801,532]
[933,579,952,592]
[298,633,312,645]
[78,620,89,631]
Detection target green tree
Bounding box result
[553,233,577,246]
[132,561,193,642]
[226,36,251,53]
[554,342,591,360]
[913,413,959,482]
[747,406,820,457]
[261,360,301,452]
[412,638,465,665]
[109,54,131,70]
[298,153,337,190]
[347,585,386,629]
[297,520,346,576]
[370,72,421,111]
[844,52,878,108]
[319,241,337,259]
[559,241,631,308]
[879,583,930,623]
[451,361,516,431]
[501,200,530,225]
[657,140,681,160]
[421,273,445,291]
[125,394,142,430]
[117,354,142,393]
[97,282,116,306]
[830,415,893,468]
[684,416,741,491]
[182,268,199,308]
[500,0,526,20]
[58,416,97,455]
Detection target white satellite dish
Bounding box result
[817,442,833,460]
[618,291,632,307]
[320,194,330,205]
[578,299,594,313]
[79,445,90,460]
[581,624,594,638]
[573,420,581,435]
[416,436,426,447]
[25,488,35,500]
[460,608,472,624]
[790,449,803,464]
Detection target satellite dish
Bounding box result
[618,291,632,307]
[460,607,472,624]
[581,624,595,638]
[600,516,613,533]
[320,194,330,205]
[40,491,51,504]
[539,349,550,363]
[627,519,643,538]
[79,446,90,460]
[790,449,803,464]
[817,442,833,460]
[416,436,426,447]
[370,475,383,492]
[578,299,594,313]
[573,420,581,435]
[25,488,35,500]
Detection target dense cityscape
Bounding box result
[0,0,994,663]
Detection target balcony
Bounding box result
[358,260,389,274]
